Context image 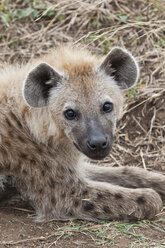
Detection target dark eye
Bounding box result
[64,109,76,120]
[102,102,113,113]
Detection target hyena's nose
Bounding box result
[87,136,109,152]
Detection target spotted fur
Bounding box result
[0,46,164,222]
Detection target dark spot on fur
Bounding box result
[4,140,11,147]
[74,200,79,208]
[37,146,43,154]
[49,177,55,189]
[69,178,74,184]
[104,191,112,198]
[0,163,3,171]
[151,182,159,189]
[6,163,10,170]
[41,170,45,176]
[19,153,28,159]
[39,188,44,194]
[48,150,53,156]
[83,201,95,211]
[68,210,74,217]
[61,192,66,198]
[71,188,76,195]
[118,214,124,220]
[31,139,37,146]
[30,159,36,166]
[9,111,23,129]
[48,136,54,148]
[14,161,21,174]
[0,147,7,157]
[136,196,146,204]
[17,135,26,143]
[134,177,142,186]
[51,197,56,204]
[77,179,81,185]
[115,193,123,199]
[97,192,103,199]
[103,205,111,214]
[31,176,34,186]
[43,161,49,169]
[22,169,27,175]
[6,118,12,128]
[106,175,118,181]
[8,131,14,138]
[92,211,100,217]
[82,189,88,196]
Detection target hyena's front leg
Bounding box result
[57,180,162,221]
[83,164,165,201]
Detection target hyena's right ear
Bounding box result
[100,47,139,90]
[23,63,62,108]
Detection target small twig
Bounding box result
[127,90,165,113]
[132,116,147,134]
[140,150,147,170]
[6,207,34,213]
[110,154,123,167]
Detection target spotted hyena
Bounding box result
[0,46,164,222]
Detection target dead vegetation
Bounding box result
[0,0,165,247]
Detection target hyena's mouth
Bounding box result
[73,141,112,160]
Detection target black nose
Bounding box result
[87,136,109,152]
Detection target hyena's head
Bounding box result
[23,47,139,160]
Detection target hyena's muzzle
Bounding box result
[74,117,113,160]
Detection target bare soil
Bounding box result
[0,0,165,247]
[1,207,165,248]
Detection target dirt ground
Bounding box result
[0,0,165,247]
[0,207,165,248]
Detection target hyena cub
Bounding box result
[0,46,165,222]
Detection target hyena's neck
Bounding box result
[24,107,81,165]
[25,107,61,145]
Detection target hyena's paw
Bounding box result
[79,186,162,222]
[129,188,162,220]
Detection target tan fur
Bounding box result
[0,46,164,222]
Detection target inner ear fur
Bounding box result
[100,47,139,89]
[23,63,62,108]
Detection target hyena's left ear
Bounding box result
[100,47,139,89]
[23,63,62,108]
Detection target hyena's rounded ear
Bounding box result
[100,47,139,89]
[23,63,62,108]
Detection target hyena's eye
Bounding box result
[102,102,113,113]
[64,109,77,120]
